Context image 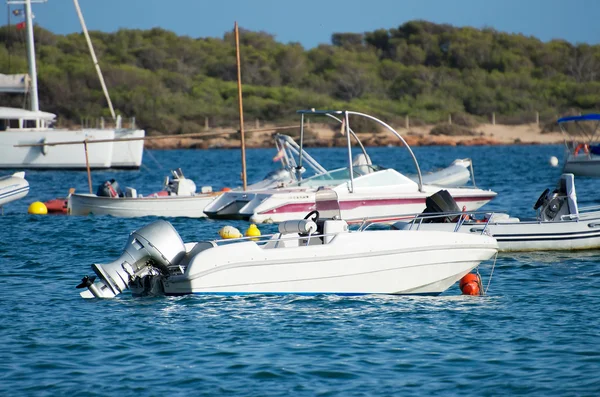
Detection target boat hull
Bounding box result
[68,193,218,218]
[157,231,497,296]
[0,172,29,207]
[395,218,600,252]
[563,155,600,177]
[0,128,144,169]
[205,188,496,224]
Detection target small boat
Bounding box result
[76,190,498,299]
[68,169,220,218]
[0,171,29,208]
[66,133,330,218]
[204,109,496,224]
[559,114,600,176]
[394,173,600,252]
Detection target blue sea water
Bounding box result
[1,144,600,396]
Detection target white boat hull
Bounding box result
[0,172,29,207]
[68,193,218,218]
[0,128,144,169]
[396,217,600,252]
[205,186,495,224]
[159,231,498,296]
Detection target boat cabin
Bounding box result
[0,107,56,131]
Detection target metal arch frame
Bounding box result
[297,109,424,193]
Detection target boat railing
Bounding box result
[358,210,500,236]
[211,230,344,247]
[297,110,424,193]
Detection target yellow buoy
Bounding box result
[28,201,48,215]
[218,225,242,239]
[245,224,261,241]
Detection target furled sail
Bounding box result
[0,74,29,93]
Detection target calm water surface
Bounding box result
[1,144,600,396]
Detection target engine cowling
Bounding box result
[80,220,186,298]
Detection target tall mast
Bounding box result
[24,0,39,111]
[73,0,116,121]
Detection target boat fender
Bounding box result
[278,219,317,235]
[41,138,49,156]
[459,273,482,296]
[574,143,589,156]
[218,225,243,239]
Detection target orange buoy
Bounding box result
[459,273,482,296]
[221,187,232,192]
[461,281,480,295]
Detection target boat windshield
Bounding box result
[288,165,383,188]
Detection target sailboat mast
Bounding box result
[72,0,116,121]
[24,0,39,111]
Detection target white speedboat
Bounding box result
[76,190,498,298]
[0,171,29,208]
[68,169,219,218]
[0,1,144,170]
[394,173,600,252]
[204,110,496,224]
[559,114,600,176]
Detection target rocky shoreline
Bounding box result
[144,123,564,150]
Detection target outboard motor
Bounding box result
[418,190,461,223]
[77,220,186,298]
[96,179,123,197]
[534,173,578,222]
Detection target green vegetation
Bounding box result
[0,21,599,134]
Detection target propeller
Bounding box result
[76,275,96,289]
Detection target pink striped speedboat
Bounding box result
[204,110,496,224]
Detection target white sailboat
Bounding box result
[0,0,145,170]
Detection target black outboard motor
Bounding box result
[534,174,577,222]
[96,179,123,198]
[418,190,461,223]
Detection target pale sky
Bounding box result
[6,0,600,48]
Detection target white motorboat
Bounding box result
[204,110,496,224]
[559,114,600,177]
[66,134,329,218]
[394,173,600,252]
[68,169,219,218]
[0,1,144,170]
[0,171,29,208]
[76,190,498,298]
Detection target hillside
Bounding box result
[0,20,598,139]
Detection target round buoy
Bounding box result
[549,156,559,167]
[459,273,482,296]
[221,187,232,192]
[218,225,242,239]
[462,281,480,295]
[28,201,48,215]
[245,224,261,240]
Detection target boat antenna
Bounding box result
[234,21,247,190]
[72,0,116,121]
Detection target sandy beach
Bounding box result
[144,122,565,150]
